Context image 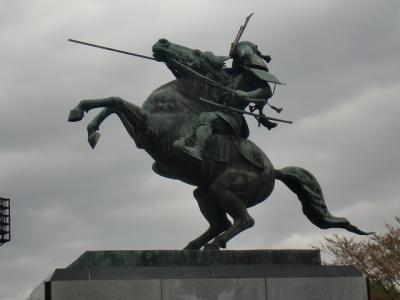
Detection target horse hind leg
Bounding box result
[183,187,231,250]
[204,171,255,250]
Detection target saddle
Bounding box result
[203,134,272,171]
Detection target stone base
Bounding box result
[28,250,369,300]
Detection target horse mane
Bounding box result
[202,51,225,69]
[195,51,229,85]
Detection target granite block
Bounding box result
[51,279,161,300]
[266,277,368,300]
[162,278,266,300]
[67,249,321,268]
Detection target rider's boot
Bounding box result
[259,118,278,130]
[173,138,202,160]
[265,120,277,130]
[173,124,211,160]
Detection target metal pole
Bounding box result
[68,39,156,61]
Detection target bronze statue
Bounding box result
[68,16,370,250]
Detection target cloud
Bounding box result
[0,1,399,299]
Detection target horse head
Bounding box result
[152,38,228,81]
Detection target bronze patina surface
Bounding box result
[68,17,370,249]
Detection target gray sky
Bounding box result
[1,0,399,299]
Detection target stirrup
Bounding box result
[181,145,202,160]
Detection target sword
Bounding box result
[198,97,293,124]
[230,13,254,56]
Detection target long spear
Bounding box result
[68,39,156,61]
[198,97,293,124]
[68,38,292,125]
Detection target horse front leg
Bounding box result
[68,97,116,122]
[87,107,137,149]
[86,108,117,148]
[69,96,147,147]
[68,97,146,127]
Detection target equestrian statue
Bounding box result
[68,14,370,250]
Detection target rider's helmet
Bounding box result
[231,41,270,71]
[230,41,284,87]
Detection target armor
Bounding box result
[232,41,283,85]
[173,41,278,160]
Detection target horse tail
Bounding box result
[274,166,371,235]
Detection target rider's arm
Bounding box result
[235,86,272,104]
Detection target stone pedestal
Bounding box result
[28,250,368,300]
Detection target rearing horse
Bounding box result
[68,38,370,250]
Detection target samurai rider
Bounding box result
[173,40,282,160]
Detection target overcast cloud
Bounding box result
[0,1,399,299]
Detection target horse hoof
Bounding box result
[203,243,220,250]
[183,241,201,250]
[68,108,84,122]
[88,132,101,149]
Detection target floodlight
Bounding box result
[0,197,10,246]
